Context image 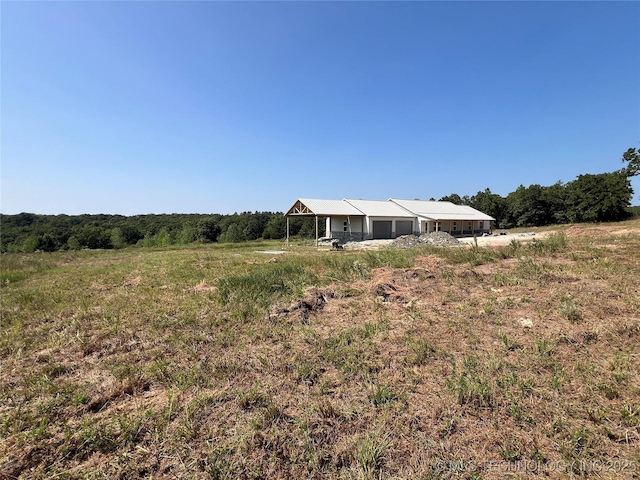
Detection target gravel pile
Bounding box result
[390,235,421,249]
[391,232,462,249]
[418,231,461,245]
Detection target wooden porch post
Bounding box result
[315,215,319,249]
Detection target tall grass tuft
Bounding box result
[217,262,316,318]
[321,248,416,282]
[361,249,416,269]
[354,432,390,476]
[529,232,568,255]
[446,355,496,409]
[421,244,497,266]
[559,295,583,323]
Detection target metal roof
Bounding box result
[286,197,496,221]
[456,205,496,221]
[344,199,416,218]
[389,198,496,221]
[285,198,364,216]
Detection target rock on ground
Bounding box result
[385,232,464,249]
[390,235,421,249]
[418,232,461,246]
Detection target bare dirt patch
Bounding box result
[458,231,554,246]
[268,288,336,322]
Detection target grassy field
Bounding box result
[1,222,639,479]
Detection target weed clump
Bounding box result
[447,355,496,409]
[559,295,583,323]
[529,232,568,255]
[217,262,316,318]
[354,432,390,476]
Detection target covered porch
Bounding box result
[421,218,491,236]
[284,199,365,246]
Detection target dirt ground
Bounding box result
[344,233,547,250]
[2,219,639,479]
[457,231,551,246]
[345,222,640,249]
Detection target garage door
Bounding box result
[396,221,413,237]
[372,221,392,239]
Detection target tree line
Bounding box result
[1,147,638,253]
[439,147,639,228]
[0,211,319,253]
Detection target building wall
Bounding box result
[365,217,420,239]
[330,216,417,241]
[328,216,491,242]
[426,220,492,235]
[329,216,366,242]
[475,220,492,234]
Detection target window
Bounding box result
[479,221,483,230]
[343,221,348,232]
[452,221,457,231]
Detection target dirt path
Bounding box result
[343,221,640,250]
[343,233,550,250]
[457,231,552,246]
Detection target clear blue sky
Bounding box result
[2,1,639,215]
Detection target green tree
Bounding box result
[566,172,632,223]
[468,188,508,225]
[196,218,220,242]
[219,223,245,243]
[110,228,127,249]
[34,233,57,252]
[541,181,569,225]
[243,216,264,240]
[78,225,111,249]
[263,215,286,239]
[176,224,197,244]
[119,225,143,245]
[11,212,38,227]
[137,234,155,248]
[154,227,173,246]
[22,235,39,253]
[67,236,81,250]
[439,193,463,204]
[505,185,549,227]
[622,147,640,177]
[297,218,318,238]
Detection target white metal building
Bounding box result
[389,199,495,236]
[285,198,496,243]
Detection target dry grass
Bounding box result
[1,221,639,479]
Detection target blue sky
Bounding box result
[2,1,639,215]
